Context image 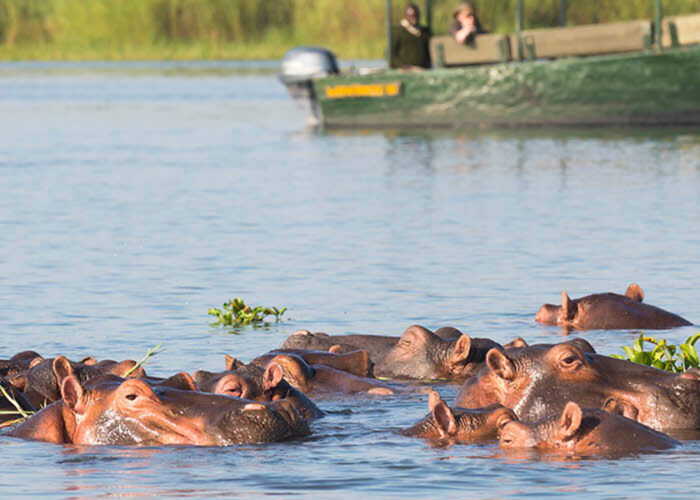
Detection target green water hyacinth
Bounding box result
[611,333,700,373]
[208,298,286,327]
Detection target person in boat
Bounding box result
[450,3,488,45]
[390,3,431,70]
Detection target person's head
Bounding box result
[454,3,476,25]
[404,3,421,26]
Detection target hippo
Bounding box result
[535,283,692,330]
[455,339,700,432]
[282,325,501,382]
[194,355,324,420]
[401,391,516,443]
[500,401,678,456]
[268,354,395,396]
[251,348,373,378]
[0,351,43,379]
[7,354,146,408]
[7,373,310,446]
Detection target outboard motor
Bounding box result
[279,46,339,126]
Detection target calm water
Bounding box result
[1,61,700,499]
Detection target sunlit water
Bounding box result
[1,61,700,499]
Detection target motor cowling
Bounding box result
[279,47,339,125]
[279,46,339,85]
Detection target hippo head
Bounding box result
[500,401,677,455]
[457,339,700,432]
[401,391,516,443]
[376,325,499,382]
[0,351,43,379]
[535,284,648,325]
[266,354,316,393]
[534,291,577,326]
[193,356,323,420]
[8,354,145,407]
[59,374,310,446]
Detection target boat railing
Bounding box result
[430,33,511,67]
[429,19,652,68]
[517,19,652,60]
[662,13,700,48]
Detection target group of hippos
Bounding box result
[1,283,696,457]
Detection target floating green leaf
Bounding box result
[614,332,700,373]
[208,298,286,327]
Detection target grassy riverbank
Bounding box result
[0,0,698,61]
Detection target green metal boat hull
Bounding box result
[312,46,700,128]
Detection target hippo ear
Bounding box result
[561,291,576,321]
[328,344,343,354]
[486,349,515,381]
[558,402,582,441]
[263,363,284,391]
[225,355,236,371]
[159,372,199,391]
[431,399,457,437]
[53,356,75,387]
[625,283,644,302]
[78,356,97,365]
[29,356,43,369]
[449,335,472,365]
[503,337,528,349]
[61,375,86,414]
[428,390,443,411]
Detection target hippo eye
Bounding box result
[558,352,583,371]
[125,393,138,401]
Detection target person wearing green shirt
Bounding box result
[390,3,431,70]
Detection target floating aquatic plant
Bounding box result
[611,332,700,373]
[208,297,286,327]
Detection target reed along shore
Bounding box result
[0,0,697,61]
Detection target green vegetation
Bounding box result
[0,383,34,428]
[208,297,286,327]
[611,333,700,373]
[0,0,698,60]
[122,343,164,377]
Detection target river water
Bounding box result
[1,61,700,499]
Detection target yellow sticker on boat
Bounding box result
[324,82,402,99]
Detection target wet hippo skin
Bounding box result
[500,401,678,456]
[7,354,145,408]
[535,283,692,330]
[251,348,373,378]
[8,374,310,445]
[456,339,700,431]
[194,355,324,420]
[401,391,516,443]
[282,325,501,382]
[268,354,395,396]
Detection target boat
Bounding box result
[279,0,700,128]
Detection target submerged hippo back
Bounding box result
[573,293,692,330]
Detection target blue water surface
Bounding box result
[1,61,700,499]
